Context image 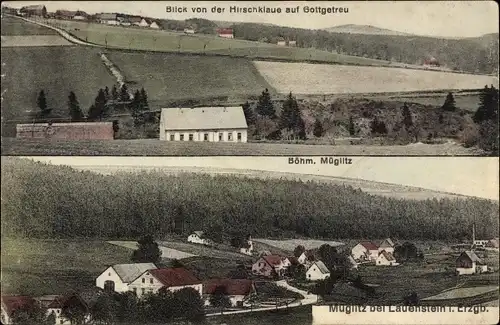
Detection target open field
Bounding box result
[107,240,195,259]
[422,286,499,300]
[0,238,132,296]
[1,46,116,119]
[1,35,73,47]
[159,241,253,261]
[1,16,58,35]
[253,239,344,251]
[1,138,483,156]
[106,50,274,105]
[384,93,482,112]
[36,17,392,67]
[254,61,499,95]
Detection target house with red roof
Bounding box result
[203,279,255,307]
[1,295,38,324]
[251,255,286,278]
[216,28,234,38]
[128,267,202,298]
[351,241,379,262]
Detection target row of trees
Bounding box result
[35,84,150,122]
[2,158,498,240]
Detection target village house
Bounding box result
[187,231,212,246]
[252,255,286,278]
[216,28,234,38]
[128,267,202,298]
[96,263,158,293]
[73,11,88,20]
[1,295,37,324]
[351,241,379,262]
[137,18,150,27]
[98,13,118,25]
[276,37,286,46]
[184,27,196,34]
[159,106,248,143]
[19,4,47,17]
[127,16,142,26]
[203,279,255,307]
[306,261,330,281]
[240,237,254,256]
[38,294,89,325]
[149,21,160,29]
[297,251,315,265]
[456,251,488,275]
[378,238,395,254]
[376,251,399,266]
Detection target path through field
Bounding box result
[107,241,196,259]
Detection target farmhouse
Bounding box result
[376,251,399,266]
[96,263,158,293]
[38,294,89,325]
[306,261,330,281]
[203,279,255,307]
[456,251,488,275]
[1,295,37,325]
[159,106,248,143]
[187,231,212,246]
[217,28,234,38]
[19,4,47,17]
[16,122,115,140]
[98,13,118,25]
[351,241,379,262]
[252,255,286,278]
[128,267,202,298]
[378,238,395,254]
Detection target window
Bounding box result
[108,272,111,276]
[219,133,223,141]
[170,134,175,141]
[142,278,145,283]
[228,133,233,141]
[141,288,146,294]
[204,133,208,141]
[133,288,137,293]
[189,134,194,141]
[237,132,242,141]
[150,278,154,284]
[56,310,60,314]
[180,134,185,141]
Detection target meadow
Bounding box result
[253,61,500,95]
[0,238,132,296]
[1,35,73,47]
[38,18,391,66]
[106,50,274,105]
[1,46,116,119]
[0,137,482,156]
[1,16,58,35]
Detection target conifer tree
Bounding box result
[256,88,276,118]
[119,84,130,102]
[111,84,119,100]
[68,91,84,121]
[37,90,49,116]
[442,92,456,111]
[401,103,413,130]
[140,87,149,110]
[473,85,499,123]
[348,116,356,136]
[242,101,255,125]
[313,118,324,137]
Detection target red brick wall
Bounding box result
[16,123,114,140]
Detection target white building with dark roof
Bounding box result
[96,263,158,293]
[306,261,330,281]
[159,106,248,143]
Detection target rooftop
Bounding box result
[112,263,158,283]
[149,267,200,287]
[161,106,247,131]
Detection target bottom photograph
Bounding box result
[1,156,499,325]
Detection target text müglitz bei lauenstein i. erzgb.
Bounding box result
[166,6,349,15]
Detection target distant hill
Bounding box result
[324,24,413,36]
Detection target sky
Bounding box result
[3,1,499,38]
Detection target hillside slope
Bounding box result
[324,24,412,36]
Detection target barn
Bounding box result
[16,122,115,140]
[216,28,234,38]
[159,106,248,143]
[19,5,47,17]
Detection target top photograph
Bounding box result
[1,1,498,156]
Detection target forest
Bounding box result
[1,158,498,241]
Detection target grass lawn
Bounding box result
[1,16,58,36]
[160,240,252,261]
[106,50,274,106]
[1,46,116,120]
[1,238,132,296]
